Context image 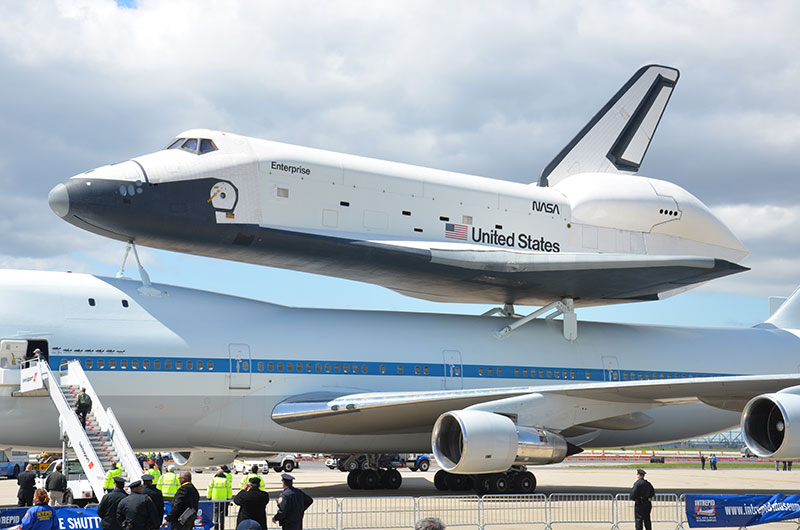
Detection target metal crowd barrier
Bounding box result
[613,492,682,530]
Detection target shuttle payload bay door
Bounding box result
[602,355,620,382]
[443,350,463,390]
[229,343,252,389]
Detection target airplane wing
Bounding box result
[539,65,679,187]
[359,239,747,305]
[271,374,800,435]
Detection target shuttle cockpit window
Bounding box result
[182,138,198,152]
[163,137,218,155]
[165,138,185,150]
[199,139,218,154]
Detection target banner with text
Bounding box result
[686,494,800,527]
[0,502,214,530]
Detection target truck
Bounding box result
[35,459,96,507]
[233,454,298,474]
[0,450,28,478]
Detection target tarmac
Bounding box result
[2,460,799,505]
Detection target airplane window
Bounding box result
[186,360,192,370]
[278,362,284,371]
[306,363,312,372]
[488,368,493,376]
[514,369,520,377]
[539,369,545,378]
[199,139,218,154]
[362,364,367,373]
[454,366,460,376]
[415,366,421,375]
[175,361,182,370]
[121,360,127,369]
[286,363,293,372]
[353,364,359,373]
[197,361,203,370]
[207,361,213,370]
[546,370,552,378]
[423,366,429,375]
[296,362,302,371]
[165,360,171,370]
[165,138,184,150]
[98,359,104,369]
[88,298,96,306]
[478,368,484,376]
[266,362,272,371]
[324,363,331,373]
[522,369,528,377]
[333,364,340,373]
[585,370,591,380]
[85,359,93,369]
[154,360,161,370]
[570,370,575,379]
[181,139,198,153]
[242,361,249,371]
[315,363,322,372]
[143,360,150,370]
[378,365,384,374]
[497,368,502,376]
[396,365,402,374]
[132,360,139,369]
[122,300,129,308]
[555,370,560,378]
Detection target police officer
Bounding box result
[630,469,655,530]
[232,477,269,530]
[9,489,59,530]
[141,474,164,524]
[104,462,123,493]
[272,474,312,530]
[97,477,128,530]
[117,480,160,530]
[156,465,180,500]
[208,468,230,530]
[240,465,265,493]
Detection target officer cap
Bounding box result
[281,473,294,482]
[113,476,126,486]
[221,465,230,472]
[248,476,261,486]
[141,474,154,482]
[129,480,142,489]
[636,468,646,475]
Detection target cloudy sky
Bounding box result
[0,0,798,327]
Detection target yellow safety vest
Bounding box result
[103,466,122,489]
[207,476,228,501]
[156,472,180,497]
[224,472,233,499]
[240,472,265,492]
[148,467,161,481]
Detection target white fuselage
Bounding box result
[1,270,795,454]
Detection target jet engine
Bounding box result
[170,450,237,468]
[742,388,800,461]
[431,410,578,474]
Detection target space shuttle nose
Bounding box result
[48,183,70,218]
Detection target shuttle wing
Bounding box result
[272,374,800,435]
[359,239,747,305]
[539,65,679,187]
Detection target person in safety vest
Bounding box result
[146,462,161,482]
[103,462,123,492]
[156,464,180,499]
[208,469,230,530]
[239,465,265,492]
[221,465,233,499]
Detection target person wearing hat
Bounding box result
[221,465,233,500]
[166,471,199,530]
[232,476,269,530]
[208,468,231,530]
[272,474,312,530]
[141,474,164,523]
[630,469,655,530]
[240,465,265,493]
[97,477,128,530]
[117,480,160,530]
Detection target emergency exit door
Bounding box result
[228,343,251,389]
[602,355,620,382]
[443,350,463,390]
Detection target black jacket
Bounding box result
[16,470,36,502]
[630,477,655,504]
[273,486,312,530]
[45,470,68,492]
[233,487,269,530]
[97,488,128,530]
[141,484,164,521]
[117,491,160,530]
[166,482,200,530]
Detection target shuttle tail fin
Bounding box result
[766,286,800,330]
[539,64,679,187]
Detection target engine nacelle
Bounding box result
[742,389,800,460]
[431,410,571,474]
[171,450,237,468]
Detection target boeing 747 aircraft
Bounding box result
[48,65,747,308]
[1,269,798,493]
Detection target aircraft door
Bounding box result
[228,343,251,389]
[602,355,620,381]
[443,350,463,390]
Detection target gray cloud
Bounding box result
[0,0,798,298]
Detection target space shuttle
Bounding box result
[49,65,747,308]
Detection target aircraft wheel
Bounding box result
[445,472,468,491]
[489,473,509,494]
[433,470,448,490]
[63,490,74,506]
[282,460,295,472]
[418,459,430,472]
[347,470,360,489]
[384,468,402,490]
[473,475,490,496]
[344,460,359,472]
[359,458,371,471]
[513,471,536,493]
[357,469,378,489]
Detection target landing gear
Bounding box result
[435,468,536,495]
[347,467,404,490]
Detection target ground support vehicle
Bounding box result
[35,459,96,507]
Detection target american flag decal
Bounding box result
[445,223,468,240]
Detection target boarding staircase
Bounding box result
[27,359,142,500]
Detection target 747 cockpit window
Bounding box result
[163,138,218,155]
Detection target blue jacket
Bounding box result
[15,504,59,530]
